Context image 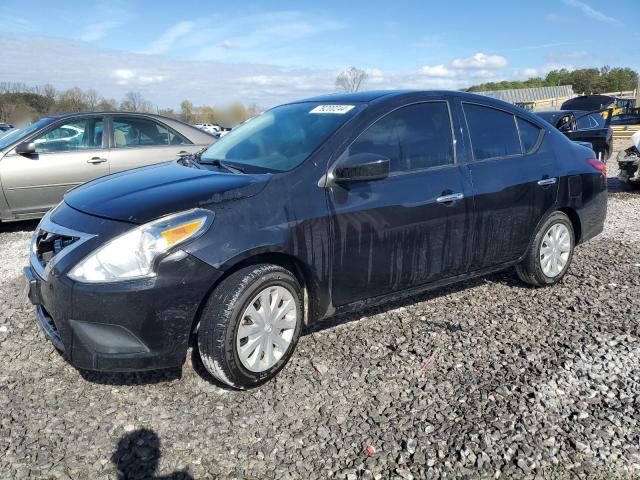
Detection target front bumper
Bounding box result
[24,205,221,372]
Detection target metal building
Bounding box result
[475,85,575,111]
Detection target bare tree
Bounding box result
[120,91,153,112]
[335,67,368,93]
[84,89,100,111]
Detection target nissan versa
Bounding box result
[24,91,607,389]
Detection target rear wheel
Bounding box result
[197,264,303,389]
[516,211,575,287]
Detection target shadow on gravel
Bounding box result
[112,428,193,479]
[78,367,183,386]
[0,219,38,233]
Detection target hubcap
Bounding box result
[236,286,297,372]
[539,223,571,278]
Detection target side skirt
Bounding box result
[319,259,521,322]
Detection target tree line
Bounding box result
[0,82,261,126]
[466,66,638,95]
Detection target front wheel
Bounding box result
[516,211,575,287]
[197,264,303,389]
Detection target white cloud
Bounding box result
[411,34,446,49]
[80,21,121,42]
[546,50,588,62]
[544,13,570,23]
[419,64,457,78]
[452,53,508,69]
[562,0,620,25]
[112,69,165,85]
[142,21,195,55]
[188,12,345,62]
[365,68,385,84]
[470,69,495,79]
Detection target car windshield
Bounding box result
[200,102,361,173]
[0,117,53,150]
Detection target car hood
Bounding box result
[64,161,270,224]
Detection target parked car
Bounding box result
[610,113,640,126]
[194,123,222,135]
[0,123,14,132]
[617,130,640,189]
[534,109,613,160]
[0,112,215,222]
[24,90,607,389]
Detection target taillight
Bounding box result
[587,158,606,177]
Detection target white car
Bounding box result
[194,123,221,135]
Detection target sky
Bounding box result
[0,0,637,109]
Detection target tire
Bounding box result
[197,263,303,389]
[516,211,575,287]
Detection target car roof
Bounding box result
[45,111,176,121]
[297,90,412,103]
[292,89,523,107]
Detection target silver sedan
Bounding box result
[0,112,215,222]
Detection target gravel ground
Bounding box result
[1,141,639,479]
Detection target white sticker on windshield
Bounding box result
[310,104,355,114]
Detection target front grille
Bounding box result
[34,230,79,271]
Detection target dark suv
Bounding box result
[24,91,607,389]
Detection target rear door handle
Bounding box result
[87,157,107,164]
[436,192,464,204]
[537,177,557,186]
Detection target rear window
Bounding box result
[517,118,542,153]
[463,103,521,160]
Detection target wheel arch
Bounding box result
[190,251,324,339]
[557,206,582,244]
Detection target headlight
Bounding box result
[69,209,214,283]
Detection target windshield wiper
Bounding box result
[198,158,246,174]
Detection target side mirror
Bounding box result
[334,153,390,184]
[15,142,36,155]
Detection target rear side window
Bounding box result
[463,103,521,160]
[347,101,454,173]
[517,118,542,153]
[113,117,191,147]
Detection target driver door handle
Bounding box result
[537,177,557,186]
[87,157,107,164]
[436,192,464,204]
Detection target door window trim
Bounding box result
[329,99,458,180]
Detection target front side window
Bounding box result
[113,117,190,147]
[33,118,103,153]
[345,101,454,173]
[464,103,521,160]
[201,102,361,173]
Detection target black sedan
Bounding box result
[24,91,607,389]
[535,109,613,160]
[610,113,640,126]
